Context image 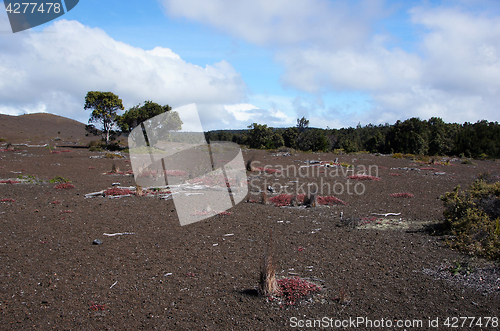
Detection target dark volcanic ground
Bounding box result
[1,145,500,330]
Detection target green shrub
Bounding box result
[49,176,71,184]
[441,180,500,260]
[461,159,475,165]
[392,153,404,159]
[104,152,123,159]
[88,140,105,152]
[0,137,6,143]
[415,154,430,163]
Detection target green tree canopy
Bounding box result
[84,91,124,146]
[116,100,173,133]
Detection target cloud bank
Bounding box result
[162,0,500,127]
[0,16,249,130]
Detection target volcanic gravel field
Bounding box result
[1,139,500,330]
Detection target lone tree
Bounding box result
[296,117,309,132]
[84,91,124,146]
[116,100,174,133]
[116,100,183,143]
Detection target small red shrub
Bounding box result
[390,192,414,198]
[51,201,61,204]
[360,216,378,225]
[103,188,134,196]
[88,167,96,169]
[0,198,15,202]
[347,175,381,181]
[60,210,73,214]
[277,277,321,305]
[54,183,75,189]
[269,194,306,207]
[254,167,282,174]
[90,302,106,311]
[217,211,233,215]
[388,173,401,176]
[317,196,346,205]
[0,180,20,184]
[420,167,439,171]
[165,170,188,177]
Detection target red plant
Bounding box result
[254,167,282,174]
[88,167,96,169]
[60,210,73,214]
[388,173,401,176]
[165,170,188,177]
[276,277,321,305]
[50,150,71,154]
[390,192,414,198]
[54,183,75,189]
[420,167,439,171]
[51,201,61,204]
[0,180,21,184]
[297,246,304,252]
[269,194,304,207]
[269,194,346,207]
[0,198,15,202]
[360,216,378,225]
[317,196,346,205]
[189,173,238,187]
[347,175,381,181]
[217,211,233,215]
[90,302,106,311]
[103,188,134,196]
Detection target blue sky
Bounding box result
[1,0,500,131]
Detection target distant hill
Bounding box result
[0,113,90,145]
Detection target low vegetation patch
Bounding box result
[254,167,282,174]
[347,174,381,181]
[0,198,15,202]
[49,176,71,184]
[441,178,500,260]
[54,183,75,189]
[0,180,21,184]
[50,150,72,154]
[104,152,123,159]
[103,188,134,196]
[268,194,346,207]
[276,277,321,306]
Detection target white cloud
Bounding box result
[0,17,247,129]
[161,0,386,49]
[223,103,258,121]
[161,0,500,126]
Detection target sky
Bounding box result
[1,0,500,131]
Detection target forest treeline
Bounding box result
[205,117,500,158]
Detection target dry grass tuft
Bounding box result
[246,158,256,172]
[135,184,143,197]
[111,162,120,174]
[261,191,269,205]
[259,230,280,297]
